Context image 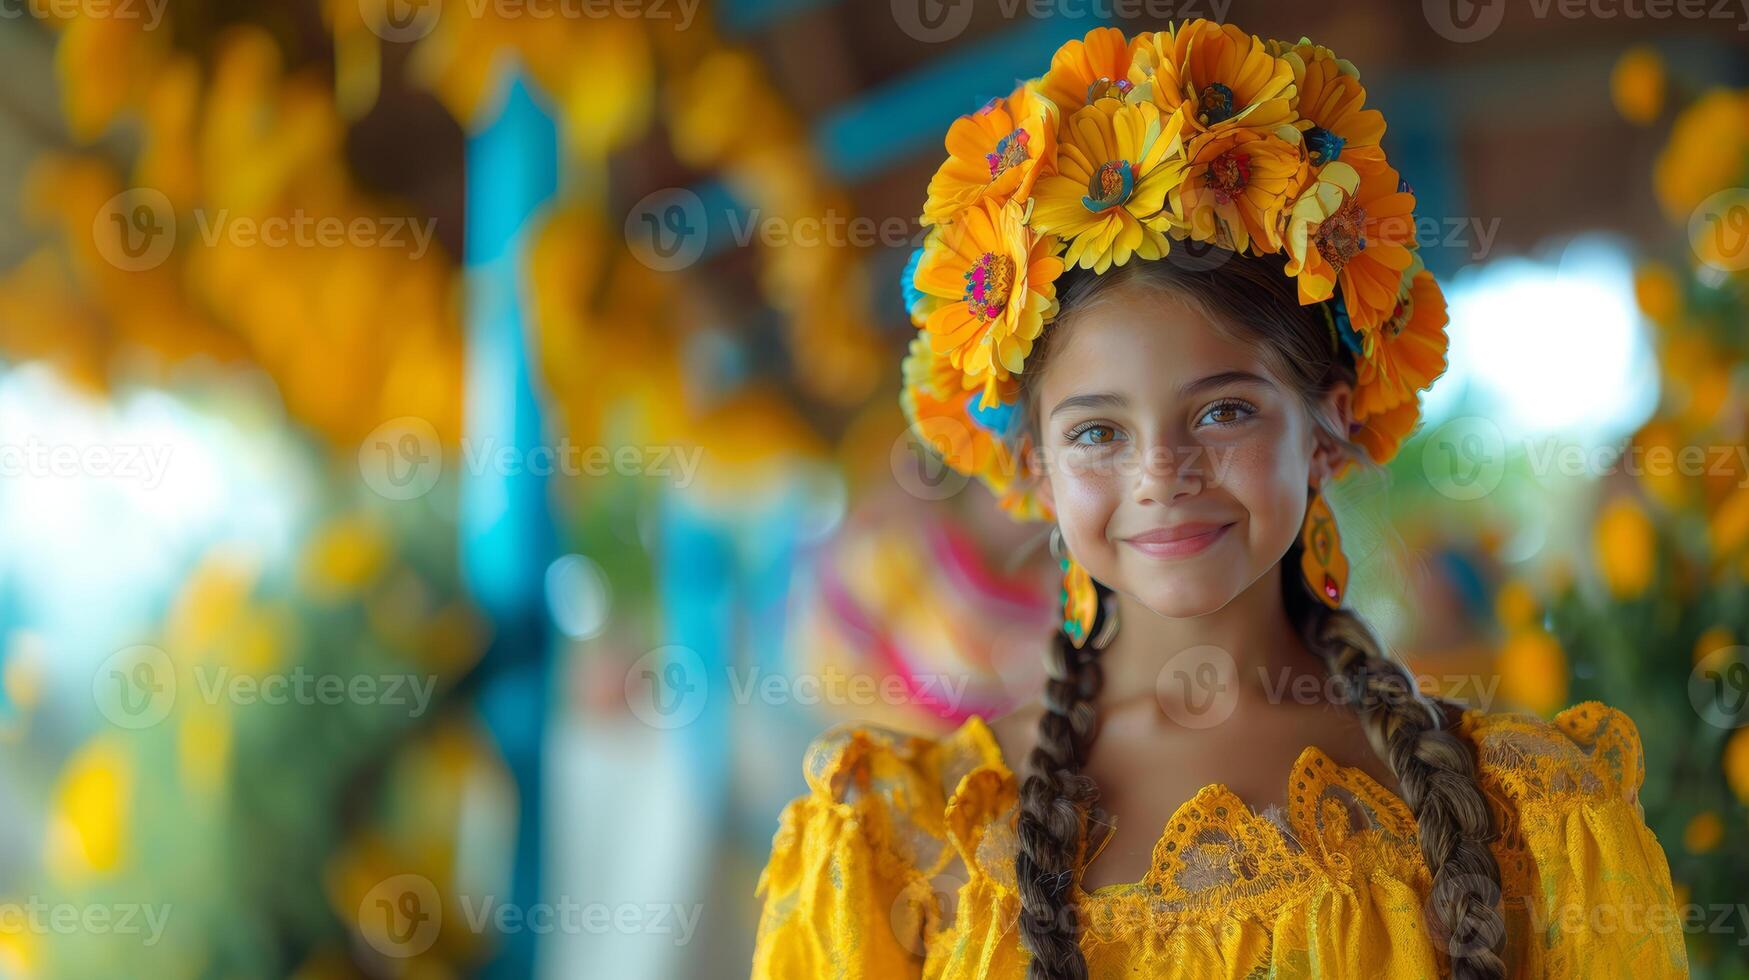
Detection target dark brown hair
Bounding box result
[1010,247,1507,980]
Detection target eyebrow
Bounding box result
[1048,371,1277,418]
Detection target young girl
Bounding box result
[751,22,1689,979]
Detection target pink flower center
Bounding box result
[986,128,1031,181]
[963,252,1016,322]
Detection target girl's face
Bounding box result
[1032,281,1349,619]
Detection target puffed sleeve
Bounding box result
[1466,701,1690,977]
[750,724,957,980]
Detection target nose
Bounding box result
[1130,433,1203,506]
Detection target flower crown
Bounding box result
[898,22,1450,523]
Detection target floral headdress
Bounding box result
[899,22,1450,522]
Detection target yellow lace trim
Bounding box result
[793,700,1645,931]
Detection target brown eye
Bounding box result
[1197,399,1256,427]
[1067,423,1116,445]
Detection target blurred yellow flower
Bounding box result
[47,736,131,880]
[1594,495,1655,598]
[1726,726,1749,806]
[1695,626,1737,666]
[302,516,389,597]
[1683,810,1723,853]
[1496,628,1568,716]
[1710,485,1749,559]
[1610,46,1665,125]
[1632,261,1681,327]
[179,700,233,797]
[1632,421,1692,511]
[1494,580,1539,632]
[1654,88,1749,224]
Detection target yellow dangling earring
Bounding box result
[1300,486,1348,608]
[1050,526,1099,648]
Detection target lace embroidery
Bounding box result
[794,701,1644,934]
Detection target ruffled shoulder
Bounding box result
[751,717,1011,980]
[1456,699,1646,810]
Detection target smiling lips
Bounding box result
[1121,522,1235,559]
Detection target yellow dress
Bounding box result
[750,700,1689,979]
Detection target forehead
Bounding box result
[1036,281,1272,399]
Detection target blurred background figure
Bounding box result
[0,1,1745,977]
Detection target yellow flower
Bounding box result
[1654,88,1749,224]
[1039,26,1139,113]
[1694,626,1735,666]
[48,736,132,881]
[1172,126,1305,254]
[922,83,1059,227]
[915,197,1063,406]
[1710,485,1749,558]
[1353,264,1450,417]
[1632,260,1681,326]
[1129,20,1297,139]
[302,515,389,597]
[1726,726,1749,806]
[1683,810,1723,853]
[1496,628,1568,716]
[1494,579,1539,632]
[1594,495,1655,598]
[1278,41,1386,173]
[1029,98,1188,274]
[1283,161,1418,332]
[1611,45,1666,125]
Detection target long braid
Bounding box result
[1014,583,1112,980]
[1283,535,1509,979]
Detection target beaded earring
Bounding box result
[1050,526,1100,648]
[1299,485,1348,608]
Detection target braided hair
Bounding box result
[1010,249,1507,980]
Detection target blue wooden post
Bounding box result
[460,74,558,980]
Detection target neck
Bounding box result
[1091,562,1322,718]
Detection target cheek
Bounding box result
[1048,452,1122,551]
[1207,436,1310,550]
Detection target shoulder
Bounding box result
[798,714,1009,815]
[1455,699,1648,810]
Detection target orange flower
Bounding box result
[921,83,1059,227]
[1654,88,1749,223]
[1594,495,1655,599]
[914,197,1064,406]
[1283,160,1418,332]
[1172,126,1304,254]
[1278,42,1386,173]
[1611,45,1665,126]
[1130,20,1297,139]
[1038,26,1139,113]
[1353,264,1449,417]
[1351,398,1419,465]
[1029,98,1188,274]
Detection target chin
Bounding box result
[1126,575,1244,620]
